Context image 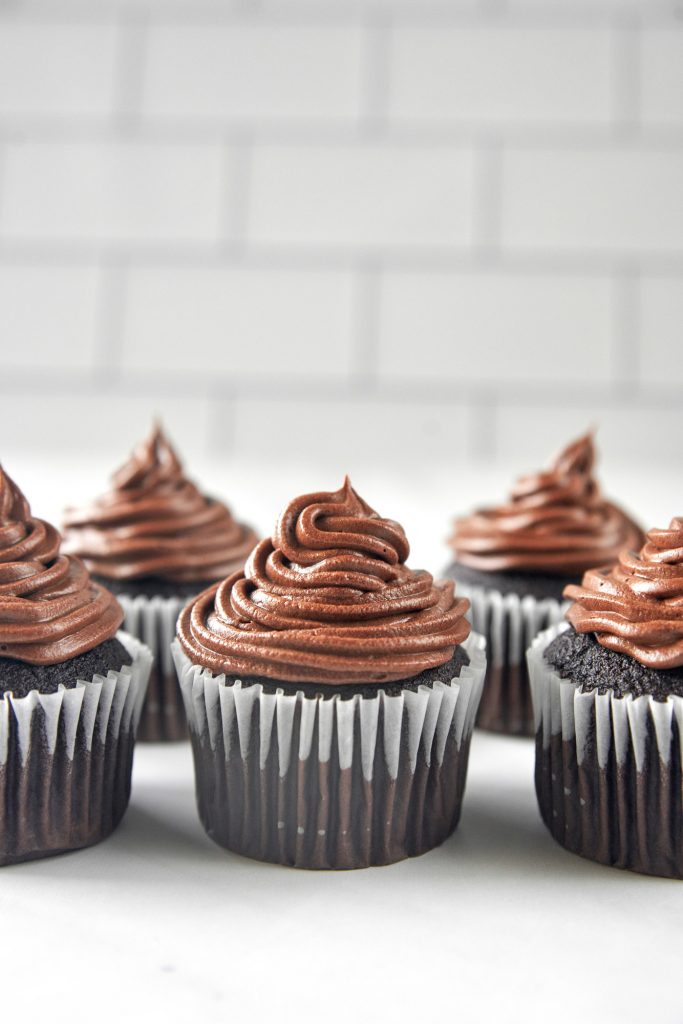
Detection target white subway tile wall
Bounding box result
[1,142,228,242]
[142,26,365,123]
[123,266,356,377]
[0,265,102,370]
[640,30,683,125]
[0,25,119,118]
[387,28,614,125]
[0,1,680,470]
[249,144,476,248]
[502,148,683,253]
[639,276,683,386]
[377,272,615,384]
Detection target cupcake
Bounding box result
[447,433,642,736]
[0,465,151,865]
[62,424,257,742]
[527,517,683,878]
[173,478,485,870]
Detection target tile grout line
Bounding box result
[612,266,641,398]
[0,119,682,147]
[350,264,382,394]
[113,9,149,127]
[206,383,237,457]
[222,137,253,249]
[0,365,680,409]
[1,242,683,275]
[468,394,498,462]
[0,142,5,236]
[92,258,128,386]
[482,0,507,16]
[471,139,502,255]
[611,12,641,137]
[358,13,392,138]
[11,2,679,31]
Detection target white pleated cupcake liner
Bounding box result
[528,622,683,879]
[117,594,188,742]
[0,631,152,866]
[173,632,486,869]
[456,580,567,736]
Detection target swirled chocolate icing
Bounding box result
[63,426,257,585]
[564,518,683,670]
[178,478,470,685]
[0,466,123,665]
[450,433,643,575]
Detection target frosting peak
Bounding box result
[178,478,470,685]
[62,425,257,584]
[565,517,683,670]
[0,466,122,666]
[112,421,183,491]
[450,433,643,575]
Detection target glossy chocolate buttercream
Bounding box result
[0,466,122,666]
[565,517,683,670]
[450,433,643,575]
[178,478,470,685]
[63,425,257,584]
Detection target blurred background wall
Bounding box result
[0,0,681,472]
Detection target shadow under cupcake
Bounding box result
[445,432,642,737]
[527,516,683,879]
[62,424,257,742]
[173,478,485,870]
[0,465,151,866]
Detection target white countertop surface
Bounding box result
[2,457,681,1024]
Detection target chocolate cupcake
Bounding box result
[62,425,257,742]
[447,433,642,736]
[528,518,683,878]
[0,466,151,866]
[173,478,485,870]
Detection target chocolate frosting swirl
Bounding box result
[450,433,643,575]
[565,518,683,670]
[178,478,470,685]
[63,426,257,584]
[0,466,123,666]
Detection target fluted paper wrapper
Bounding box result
[455,580,566,736]
[173,632,486,870]
[528,623,683,879]
[118,594,187,742]
[0,631,152,866]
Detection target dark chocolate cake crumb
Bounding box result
[93,574,216,601]
[545,627,683,701]
[0,637,133,699]
[447,561,576,602]
[218,645,471,701]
